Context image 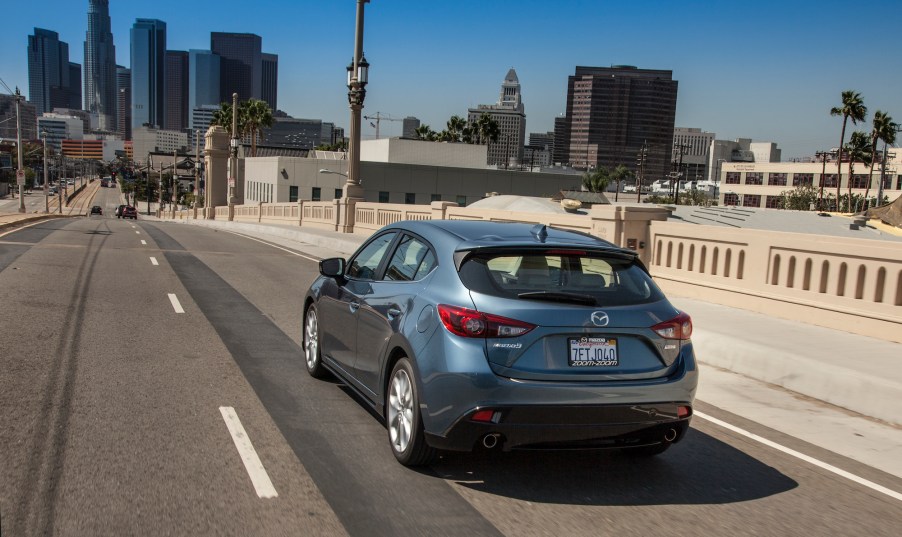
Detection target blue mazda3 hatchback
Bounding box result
[303,220,698,466]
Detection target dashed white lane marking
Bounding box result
[220,230,320,262]
[219,406,278,499]
[695,411,902,502]
[135,230,140,234]
[140,240,147,245]
[150,257,159,266]
[167,293,185,313]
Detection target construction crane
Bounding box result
[363,112,402,139]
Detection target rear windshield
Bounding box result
[458,250,664,307]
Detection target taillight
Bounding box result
[437,304,535,338]
[652,312,692,340]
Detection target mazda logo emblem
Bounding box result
[590,311,609,327]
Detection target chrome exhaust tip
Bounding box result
[482,433,500,449]
[663,428,678,442]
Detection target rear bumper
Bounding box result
[425,403,692,452]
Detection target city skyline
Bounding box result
[2,0,901,159]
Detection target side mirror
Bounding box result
[319,257,346,278]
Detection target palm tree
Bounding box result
[446,115,467,142]
[830,90,867,208]
[241,99,274,157]
[863,111,897,209]
[210,101,247,141]
[582,166,610,193]
[609,164,633,202]
[474,113,500,145]
[414,124,434,141]
[843,131,871,212]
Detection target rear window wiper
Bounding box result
[516,291,597,306]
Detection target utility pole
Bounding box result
[671,141,690,205]
[172,149,178,215]
[636,141,648,203]
[194,130,200,218]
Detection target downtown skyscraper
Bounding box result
[555,65,678,181]
[130,19,167,131]
[84,0,117,131]
[28,28,81,115]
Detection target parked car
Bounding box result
[90,206,103,215]
[115,205,126,218]
[302,220,698,466]
[121,206,137,219]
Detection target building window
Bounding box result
[312,187,321,201]
[724,193,739,205]
[793,173,813,186]
[379,191,389,203]
[335,188,342,199]
[725,172,740,184]
[430,194,441,202]
[742,194,761,208]
[851,174,869,189]
[767,173,787,186]
[822,174,838,188]
[745,172,763,185]
[405,192,416,204]
[456,195,467,206]
[765,195,783,209]
[896,175,901,190]
[289,186,298,202]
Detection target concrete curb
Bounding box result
[169,219,364,256]
[0,214,73,231]
[693,330,902,427]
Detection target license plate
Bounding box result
[568,337,618,366]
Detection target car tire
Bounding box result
[303,306,328,378]
[387,357,436,466]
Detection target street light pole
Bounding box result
[194,129,200,218]
[228,93,238,217]
[15,88,26,213]
[345,0,369,200]
[42,131,49,213]
[172,149,178,215]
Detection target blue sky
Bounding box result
[3,0,900,159]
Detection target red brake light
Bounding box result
[652,312,692,340]
[437,304,535,338]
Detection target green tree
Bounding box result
[414,124,436,141]
[609,164,633,202]
[445,115,467,142]
[474,113,500,145]
[781,184,819,210]
[863,111,897,209]
[830,90,867,208]
[843,131,872,212]
[210,101,247,138]
[241,98,274,157]
[582,166,610,193]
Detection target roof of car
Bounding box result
[384,219,625,253]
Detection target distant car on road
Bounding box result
[302,220,697,466]
[90,206,103,215]
[121,206,137,219]
[115,205,126,218]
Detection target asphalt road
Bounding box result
[1,213,900,536]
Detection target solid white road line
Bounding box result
[140,240,147,245]
[167,293,185,313]
[150,257,159,266]
[695,411,902,502]
[220,230,321,262]
[219,406,278,499]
